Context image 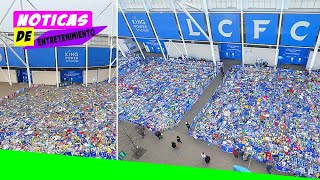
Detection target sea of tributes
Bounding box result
[0,81,117,159]
[191,65,320,178]
[119,55,218,131]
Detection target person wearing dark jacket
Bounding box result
[204,155,211,166]
[266,162,273,174]
[177,136,182,143]
[155,131,162,140]
[171,142,177,149]
[185,122,190,131]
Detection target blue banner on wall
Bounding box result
[125,13,155,38]
[137,38,167,54]
[245,13,279,45]
[210,13,240,43]
[88,48,117,67]
[7,47,25,67]
[150,13,180,40]
[17,69,32,84]
[278,47,310,65]
[178,13,207,41]
[281,14,320,47]
[27,48,55,68]
[118,12,132,37]
[57,47,86,68]
[219,43,242,60]
[0,47,6,67]
[60,70,83,83]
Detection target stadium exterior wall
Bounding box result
[306,51,320,70]
[0,69,18,83]
[32,71,60,86]
[164,42,220,61]
[83,68,117,84]
[244,47,277,66]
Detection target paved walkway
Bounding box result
[0,82,27,97]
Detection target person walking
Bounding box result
[171,142,177,149]
[266,162,273,174]
[185,122,190,131]
[177,136,182,143]
[201,152,206,160]
[220,67,224,77]
[232,147,239,158]
[155,131,162,140]
[204,155,211,166]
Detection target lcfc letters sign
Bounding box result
[119,12,320,47]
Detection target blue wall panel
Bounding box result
[118,12,132,37]
[60,70,83,83]
[210,13,240,43]
[28,48,55,68]
[0,47,6,67]
[125,13,155,38]
[7,47,25,67]
[245,13,279,45]
[150,13,180,39]
[88,48,116,67]
[178,13,207,41]
[57,47,86,68]
[278,47,310,65]
[281,14,320,47]
[17,69,32,84]
[137,38,167,54]
[219,43,242,60]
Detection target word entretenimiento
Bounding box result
[37,29,95,46]
[13,11,92,29]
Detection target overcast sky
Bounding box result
[0,0,117,35]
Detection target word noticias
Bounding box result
[13,11,94,46]
[37,29,96,46]
[14,11,92,29]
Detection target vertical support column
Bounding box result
[240,0,245,66]
[203,0,216,66]
[85,42,88,86]
[119,5,146,59]
[171,0,188,58]
[274,0,284,68]
[308,30,320,71]
[20,0,23,10]
[115,0,119,161]
[55,47,59,88]
[167,40,172,59]
[177,1,216,64]
[108,0,115,83]
[3,43,12,85]
[118,43,127,57]
[143,0,167,60]
[24,49,32,87]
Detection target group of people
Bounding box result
[119,57,217,131]
[0,81,117,159]
[191,65,320,178]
